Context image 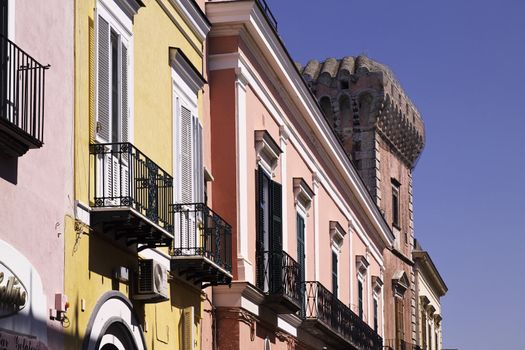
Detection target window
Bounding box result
[358,279,363,319]
[297,213,305,286]
[0,0,7,38]
[428,324,432,350]
[332,250,338,298]
[95,1,132,202]
[395,297,404,350]
[391,179,400,228]
[421,311,427,350]
[95,3,131,145]
[175,103,203,204]
[256,166,282,292]
[373,298,378,333]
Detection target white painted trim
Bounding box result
[277,316,297,337]
[207,1,394,247]
[208,52,386,265]
[280,130,288,252]
[168,0,210,41]
[296,207,307,282]
[240,296,259,316]
[235,74,252,282]
[100,334,127,350]
[95,0,135,144]
[349,225,354,308]
[7,0,15,41]
[312,177,319,281]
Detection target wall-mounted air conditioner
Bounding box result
[133,259,169,303]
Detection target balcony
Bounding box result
[170,203,232,287]
[90,143,174,249]
[0,34,49,156]
[301,281,383,350]
[256,250,302,313]
[383,340,422,350]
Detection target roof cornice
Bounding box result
[414,250,448,297]
[206,0,395,249]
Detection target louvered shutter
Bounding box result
[121,42,129,143]
[297,214,306,311]
[422,311,427,350]
[332,251,338,298]
[180,106,193,203]
[194,119,203,203]
[182,307,194,350]
[270,180,282,293]
[255,167,265,290]
[395,298,404,348]
[96,15,110,143]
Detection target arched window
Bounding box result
[339,95,351,128]
[319,96,334,126]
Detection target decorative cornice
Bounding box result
[329,221,346,250]
[413,250,448,297]
[114,0,144,18]
[169,47,206,93]
[293,177,314,211]
[168,0,211,41]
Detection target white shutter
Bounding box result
[195,119,203,203]
[96,15,110,143]
[121,42,129,142]
[101,152,114,205]
[180,106,193,203]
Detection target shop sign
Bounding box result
[0,262,27,318]
[0,330,48,350]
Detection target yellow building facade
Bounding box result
[64,0,227,349]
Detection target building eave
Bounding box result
[206,0,395,250]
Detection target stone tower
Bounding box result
[301,55,425,346]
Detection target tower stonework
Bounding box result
[301,55,425,345]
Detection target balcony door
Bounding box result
[95,7,131,206]
[256,167,282,293]
[0,0,7,120]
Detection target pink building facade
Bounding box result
[205,1,393,349]
[0,0,73,349]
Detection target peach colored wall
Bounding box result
[208,26,387,344]
[0,1,74,349]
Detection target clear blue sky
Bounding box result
[265,1,525,349]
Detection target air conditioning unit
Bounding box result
[133,259,169,303]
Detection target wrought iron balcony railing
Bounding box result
[90,142,174,247]
[302,281,383,350]
[170,202,232,286]
[256,250,302,313]
[255,0,278,30]
[0,34,49,156]
[383,339,422,350]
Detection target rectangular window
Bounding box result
[297,214,305,285]
[176,104,203,204]
[332,251,338,298]
[392,180,400,228]
[358,279,363,319]
[373,298,378,332]
[428,325,432,350]
[422,311,427,350]
[395,297,404,349]
[256,167,282,292]
[96,8,130,145]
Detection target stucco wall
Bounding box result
[0,0,74,348]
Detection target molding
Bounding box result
[372,275,383,294]
[212,282,263,316]
[254,130,282,174]
[206,1,394,256]
[114,0,144,18]
[293,177,314,211]
[392,270,410,298]
[356,255,369,277]
[413,250,448,297]
[168,0,211,41]
[329,221,345,250]
[169,47,206,94]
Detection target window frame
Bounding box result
[391,178,401,229]
[95,0,134,145]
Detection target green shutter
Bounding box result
[358,280,363,319]
[332,251,338,298]
[269,180,282,293]
[255,167,265,289]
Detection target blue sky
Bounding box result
[265,1,525,348]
